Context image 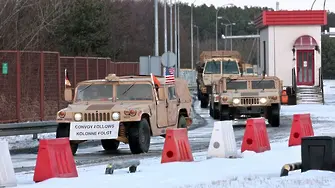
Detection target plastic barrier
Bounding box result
[33,138,78,182]
[288,113,314,147]
[207,121,238,158]
[0,141,17,187]
[161,128,194,163]
[241,118,271,153]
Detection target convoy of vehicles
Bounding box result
[196,50,243,108]
[210,75,282,127]
[56,74,193,155]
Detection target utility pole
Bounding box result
[196,26,200,63]
[174,2,177,54]
[154,0,159,56]
[170,0,173,52]
[164,0,167,52]
[224,25,228,50]
[177,5,180,77]
[191,3,194,69]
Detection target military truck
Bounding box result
[196,50,242,108]
[56,74,193,155]
[210,75,282,127]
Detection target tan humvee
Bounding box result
[211,75,282,127]
[56,74,193,155]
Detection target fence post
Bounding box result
[74,57,77,85]
[105,58,108,76]
[86,57,89,80]
[16,51,21,122]
[40,51,45,121]
[96,58,99,79]
[57,53,61,110]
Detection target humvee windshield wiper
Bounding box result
[121,82,136,96]
[255,78,264,88]
[79,83,93,93]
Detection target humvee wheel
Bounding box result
[56,123,78,155]
[268,104,280,127]
[177,115,187,128]
[128,118,151,154]
[219,105,230,121]
[101,139,120,151]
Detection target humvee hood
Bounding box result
[65,103,149,112]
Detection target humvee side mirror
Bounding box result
[64,88,73,102]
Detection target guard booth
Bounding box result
[254,10,327,105]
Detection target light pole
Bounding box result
[215,3,233,51]
[194,25,200,64]
[220,22,235,50]
[154,0,159,56]
[170,0,173,52]
[190,0,196,70]
[218,16,235,50]
[164,0,167,53]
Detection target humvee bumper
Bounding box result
[235,106,267,115]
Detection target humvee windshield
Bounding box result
[204,60,239,74]
[75,84,113,101]
[246,68,253,74]
[116,83,153,100]
[204,61,220,74]
[251,80,276,89]
[226,80,248,90]
[222,60,239,74]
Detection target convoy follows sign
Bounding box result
[69,121,120,140]
[2,62,8,75]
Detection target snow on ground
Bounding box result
[15,142,335,188]
[12,79,335,187]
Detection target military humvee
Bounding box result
[210,75,282,127]
[56,74,193,155]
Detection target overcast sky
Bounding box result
[178,0,335,12]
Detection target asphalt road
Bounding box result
[12,94,299,173]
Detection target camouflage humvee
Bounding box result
[210,75,282,127]
[56,74,193,155]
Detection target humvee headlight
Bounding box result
[112,112,120,120]
[221,96,228,102]
[260,98,267,104]
[232,98,240,104]
[74,113,82,121]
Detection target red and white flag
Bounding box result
[65,69,71,87]
[165,67,175,84]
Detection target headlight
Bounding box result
[260,97,267,104]
[112,112,120,120]
[74,113,82,121]
[233,98,240,104]
[58,111,66,118]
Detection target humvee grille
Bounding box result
[241,98,259,105]
[84,113,111,121]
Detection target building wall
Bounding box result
[259,25,321,87]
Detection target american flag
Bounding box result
[165,67,175,84]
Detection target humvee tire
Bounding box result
[267,104,280,127]
[128,118,151,154]
[56,123,79,155]
[178,115,187,128]
[200,96,209,108]
[101,139,120,152]
[219,105,230,121]
[209,103,219,119]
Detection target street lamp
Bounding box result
[218,16,235,50]
[215,3,234,51]
[191,0,196,70]
[194,25,200,64]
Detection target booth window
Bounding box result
[168,86,176,100]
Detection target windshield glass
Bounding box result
[246,68,253,73]
[204,61,220,74]
[226,80,248,90]
[222,60,240,74]
[251,80,276,89]
[75,84,113,101]
[116,84,153,100]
